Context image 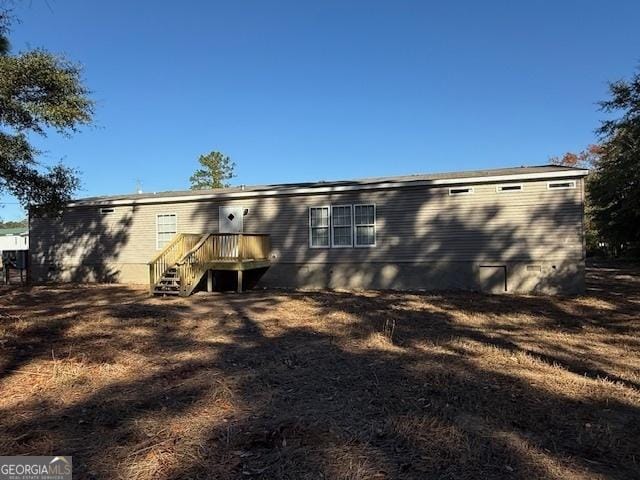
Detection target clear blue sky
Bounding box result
[2,0,639,220]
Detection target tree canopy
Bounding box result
[588,69,640,249]
[0,9,93,215]
[189,151,235,190]
[549,145,604,255]
[549,144,603,169]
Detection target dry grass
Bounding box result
[0,264,639,479]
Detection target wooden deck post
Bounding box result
[149,264,155,294]
[237,270,243,293]
[207,269,213,292]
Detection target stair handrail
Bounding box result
[148,233,184,265]
[153,233,271,296]
[148,233,186,293]
[148,233,204,293]
[176,233,215,295]
[176,233,211,266]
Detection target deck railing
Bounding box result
[240,234,271,261]
[150,233,271,295]
[176,233,271,295]
[148,233,204,292]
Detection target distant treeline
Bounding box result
[0,219,27,229]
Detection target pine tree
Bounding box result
[189,151,235,189]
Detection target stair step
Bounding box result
[152,289,181,296]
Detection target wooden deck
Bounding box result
[149,233,271,296]
[196,259,271,271]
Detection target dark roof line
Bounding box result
[70,164,588,206]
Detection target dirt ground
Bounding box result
[0,264,639,480]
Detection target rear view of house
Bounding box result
[29,165,588,295]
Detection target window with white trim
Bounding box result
[449,187,474,196]
[354,204,376,247]
[156,213,177,249]
[331,205,353,247]
[309,207,330,248]
[496,183,523,193]
[547,180,576,190]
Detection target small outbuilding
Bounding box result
[0,227,28,252]
[0,227,29,283]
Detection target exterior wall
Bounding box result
[260,259,585,294]
[29,177,586,294]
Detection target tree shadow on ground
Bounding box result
[0,285,147,379]
[0,264,638,479]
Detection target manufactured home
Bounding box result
[29,165,588,295]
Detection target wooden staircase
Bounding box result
[149,233,271,297]
[152,267,181,295]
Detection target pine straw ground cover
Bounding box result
[0,265,639,480]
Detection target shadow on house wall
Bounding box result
[186,181,584,294]
[28,179,584,293]
[29,206,135,283]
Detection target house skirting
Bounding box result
[29,260,585,295]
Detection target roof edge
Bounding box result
[68,168,589,208]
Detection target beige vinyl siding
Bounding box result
[30,177,584,272]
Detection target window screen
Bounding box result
[354,204,376,247]
[156,214,177,249]
[309,207,330,247]
[331,205,352,247]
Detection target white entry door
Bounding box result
[219,206,244,233]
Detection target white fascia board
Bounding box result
[68,169,589,208]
